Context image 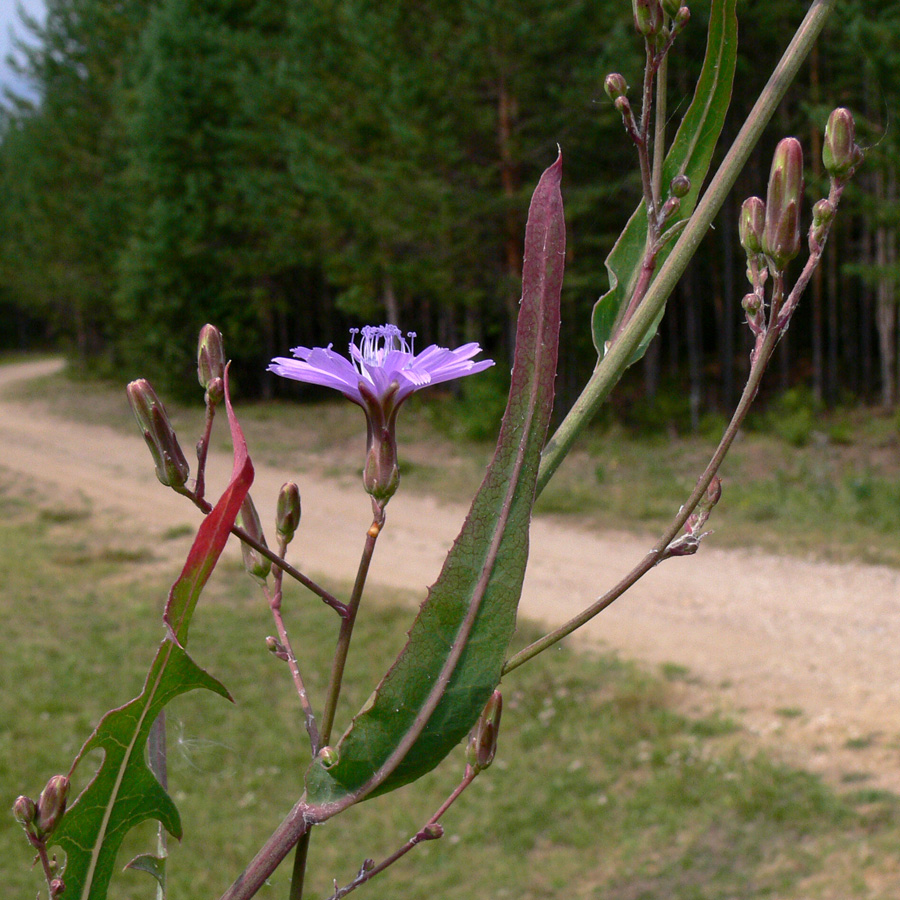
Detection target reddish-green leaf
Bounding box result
[306,154,564,805]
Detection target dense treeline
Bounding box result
[0,0,896,418]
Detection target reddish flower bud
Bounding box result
[659,195,681,226]
[604,73,628,102]
[13,795,37,829]
[674,5,690,27]
[276,482,301,543]
[823,108,862,179]
[237,496,271,580]
[739,196,766,256]
[36,775,69,837]
[466,690,502,772]
[763,138,804,270]
[197,324,226,401]
[127,380,191,489]
[420,823,444,840]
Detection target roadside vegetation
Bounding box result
[4,464,900,899]
[10,368,900,567]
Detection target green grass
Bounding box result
[5,471,900,899]
[8,367,900,567]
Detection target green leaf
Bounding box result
[50,372,254,900]
[591,0,738,363]
[53,643,231,900]
[125,852,166,887]
[306,154,565,805]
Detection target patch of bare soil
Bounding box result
[2,359,899,793]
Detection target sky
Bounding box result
[0,0,46,99]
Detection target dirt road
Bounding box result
[2,358,899,790]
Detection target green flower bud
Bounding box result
[466,690,502,773]
[318,746,339,768]
[670,174,691,198]
[276,482,302,543]
[661,0,680,17]
[739,196,766,256]
[237,496,271,580]
[763,138,804,270]
[812,198,835,228]
[36,775,69,837]
[632,0,663,36]
[126,380,191,489]
[674,5,690,27]
[197,324,226,400]
[604,73,628,102]
[823,108,862,179]
[13,795,37,829]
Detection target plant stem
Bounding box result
[326,767,478,900]
[194,399,217,503]
[506,171,848,675]
[536,0,836,497]
[268,542,321,755]
[185,489,347,616]
[318,505,385,746]
[148,712,168,900]
[288,831,312,900]
[505,323,780,675]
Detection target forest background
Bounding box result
[0,0,895,425]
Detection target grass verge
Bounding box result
[3,470,900,899]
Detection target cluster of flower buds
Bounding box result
[126,379,191,490]
[632,0,689,41]
[197,324,226,406]
[237,495,272,581]
[13,774,70,843]
[466,690,502,774]
[739,196,767,333]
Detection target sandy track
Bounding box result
[2,358,899,790]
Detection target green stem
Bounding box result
[319,507,385,747]
[505,324,781,676]
[288,831,312,900]
[535,0,836,497]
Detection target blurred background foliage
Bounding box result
[0,0,897,420]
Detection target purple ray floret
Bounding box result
[268,324,494,406]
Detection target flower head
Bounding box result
[269,325,494,504]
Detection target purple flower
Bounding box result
[269,325,494,504]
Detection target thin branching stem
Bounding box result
[318,503,386,747]
[184,489,347,617]
[193,399,217,503]
[268,537,320,756]
[326,767,479,900]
